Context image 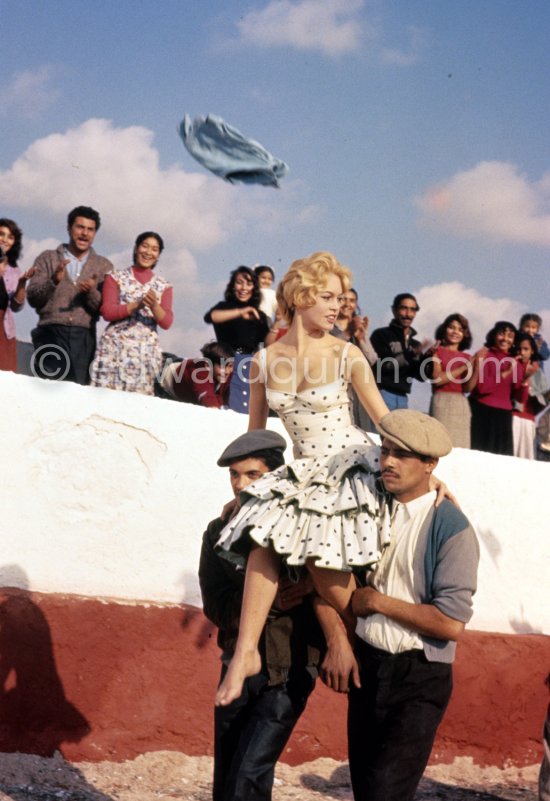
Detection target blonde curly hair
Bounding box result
[276,252,352,323]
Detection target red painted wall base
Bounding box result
[0,589,547,767]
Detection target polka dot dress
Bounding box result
[216,344,390,571]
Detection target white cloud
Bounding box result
[20,238,59,268]
[0,66,60,118]
[236,0,364,57]
[412,281,550,351]
[0,118,241,253]
[3,119,323,344]
[380,25,426,66]
[415,161,550,247]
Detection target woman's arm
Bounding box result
[143,285,173,329]
[348,345,390,426]
[431,353,473,388]
[463,347,486,393]
[10,267,34,310]
[210,306,260,323]
[100,274,139,321]
[247,352,269,430]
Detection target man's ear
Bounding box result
[425,456,438,475]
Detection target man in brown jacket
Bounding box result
[27,205,113,384]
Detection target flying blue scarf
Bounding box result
[179,114,289,188]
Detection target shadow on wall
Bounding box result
[0,565,114,800]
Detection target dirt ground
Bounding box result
[0,751,541,801]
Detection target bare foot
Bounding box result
[215,648,261,706]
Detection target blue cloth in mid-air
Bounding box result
[179,114,289,188]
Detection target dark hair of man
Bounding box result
[519,312,542,329]
[513,332,541,362]
[485,320,517,348]
[0,218,23,266]
[254,265,275,281]
[67,206,101,230]
[434,313,472,351]
[229,447,285,472]
[200,341,235,364]
[392,292,419,312]
[224,266,262,308]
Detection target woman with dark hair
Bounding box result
[0,218,34,371]
[428,313,473,448]
[204,266,270,413]
[90,231,173,395]
[468,321,525,455]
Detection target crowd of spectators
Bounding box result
[1,206,548,460]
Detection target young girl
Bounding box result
[512,332,542,459]
[215,252,391,705]
[255,264,278,321]
[518,313,549,366]
[469,321,526,455]
[428,313,473,448]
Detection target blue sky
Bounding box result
[2,0,549,400]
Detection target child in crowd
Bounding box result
[519,314,549,367]
[511,332,541,459]
[255,265,278,320]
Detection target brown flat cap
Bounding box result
[217,430,287,466]
[377,410,452,457]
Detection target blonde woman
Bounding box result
[215,252,390,705]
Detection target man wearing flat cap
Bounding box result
[199,430,323,801]
[331,410,479,801]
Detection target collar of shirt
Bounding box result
[390,490,437,530]
[63,247,89,282]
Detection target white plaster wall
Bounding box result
[2,372,548,635]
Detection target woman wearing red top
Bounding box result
[469,321,525,455]
[428,313,473,448]
[90,232,173,395]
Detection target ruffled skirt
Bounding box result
[216,444,390,571]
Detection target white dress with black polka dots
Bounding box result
[216,344,390,571]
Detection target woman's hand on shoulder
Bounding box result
[430,474,460,509]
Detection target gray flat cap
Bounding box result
[217,430,287,466]
[377,410,452,458]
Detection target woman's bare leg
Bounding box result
[306,560,356,639]
[215,544,281,707]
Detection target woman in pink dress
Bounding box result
[0,218,34,372]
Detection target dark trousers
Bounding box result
[214,668,314,801]
[470,397,513,455]
[31,324,96,385]
[348,640,452,801]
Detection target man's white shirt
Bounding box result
[355,490,437,654]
